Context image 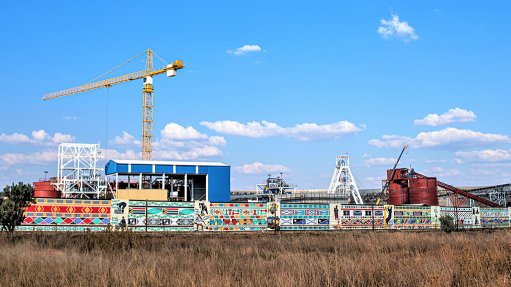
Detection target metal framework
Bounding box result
[54,143,107,199]
[43,49,184,160]
[465,184,511,207]
[328,155,363,204]
[255,174,296,201]
[414,172,501,207]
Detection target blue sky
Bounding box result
[1,1,510,190]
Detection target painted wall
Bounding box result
[280,203,330,231]
[392,206,432,229]
[18,198,511,232]
[18,198,110,231]
[209,202,267,231]
[334,205,384,230]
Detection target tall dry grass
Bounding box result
[0,230,510,287]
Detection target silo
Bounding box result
[34,181,61,198]
[388,181,409,205]
[408,177,438,206]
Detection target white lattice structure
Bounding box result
[328,155,363,204]
[55,143,107,199]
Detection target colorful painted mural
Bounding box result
[209,202,267,231]
[440,207,476,229]
[480,208,510,228]
[392,206,432,229]
[16,198,511,232]
[336,205,384,230]
[194,201,210,231]
[19,198,110,231]
[128,201,195,232]
[280,203,330,231]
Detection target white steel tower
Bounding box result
[328,155,363,204]
[55,143,107,199]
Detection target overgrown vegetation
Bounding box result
[439,215,455,233]
[0,230,510,286]
[0,182,34,232]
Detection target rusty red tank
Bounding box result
[388,181,409,205]
[34,181,60,198]
[408,177,438,206]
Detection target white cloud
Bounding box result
[208,136,226,146]
[414,108,476,126]
[52,133,74,143]
[200,120,363,141]
[0,150,57,166]
[111,132,141,146]
[31,130,48,141]
[369,128,510,148]
[378,14,418,41]
[236,162,290,175]
[364,157,397,167]
[423,167,461,177]
[108,123,226,161]
[102,149,140,160]
[161,123,208,140]
[227,44,262,56]
[156,146,223,161]
[0,130,74,145]
[0,132,32,144]
[455,149,511,163]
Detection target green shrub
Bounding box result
[439,215,455,233]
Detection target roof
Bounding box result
[108,159,228,167]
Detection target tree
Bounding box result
[439,215,455,233]
[0,182,34,232]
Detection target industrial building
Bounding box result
[105,159,230,202]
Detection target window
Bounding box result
[365,211,372,216]
[343,210,350,216]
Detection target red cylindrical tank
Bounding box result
[387,168,409,181]
[34,181,61,198]
[388,181,409,205]
[408,177,438,206]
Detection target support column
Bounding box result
[206,174,209,202]
[139,173,142,190]
[115,173,119,191]
[184,173,188,202]
[162,174,166,190]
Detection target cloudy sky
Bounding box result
[1,1,510,190]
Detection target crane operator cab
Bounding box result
[143,76,153,86]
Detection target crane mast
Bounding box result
[43,48,184,160]
[142,49,154,160]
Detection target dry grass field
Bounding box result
[0,229,510,287]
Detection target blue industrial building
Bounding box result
[105,160,230,202]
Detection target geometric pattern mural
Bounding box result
[440,207,475,229]
[280,203,330,231]
[338,205,384,230]
[20,198,110,231]
[480,208,510,228]
[209,202,267,231]
[127,201,195,232]
[392,206,432,229]
[16,198,511,232]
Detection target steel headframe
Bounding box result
[328,155,363,204]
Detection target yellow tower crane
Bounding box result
[43,48,184,160]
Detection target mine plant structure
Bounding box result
[328,155,363,204]
[255,173,296,201]
[43,48,184,160]
[384,168,502,207]
[54,143,108,199]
